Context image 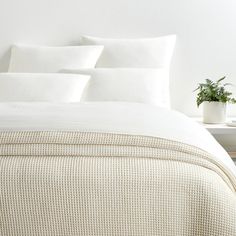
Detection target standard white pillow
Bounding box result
[62,68,170,107]
[8,44,104,73]
[81,35,176,68]
[0,73,90,102]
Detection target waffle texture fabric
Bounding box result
[0,131,236,236]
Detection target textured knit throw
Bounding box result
[0,131,236,235]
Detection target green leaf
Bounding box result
[217,76,226,83]
[223,83,233,86]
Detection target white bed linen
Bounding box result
[0,73,90,102]
[8,44,104,72]
[81,35,176,68]
[0,101,235,176]
[62,68,170,108]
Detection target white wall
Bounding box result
[1,0,236,116]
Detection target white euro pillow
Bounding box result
[62,68,170,108]
[81,35,176,68]
[0,73,90,102]
[8,44,104,73]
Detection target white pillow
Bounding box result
[8,44,104,73]
[81,35,176,68]
[0,73,90,102]
[62,68,170,108]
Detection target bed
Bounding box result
[0,102,236,235]
[0,34,236,235]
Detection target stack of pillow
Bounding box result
[2,35,176,107]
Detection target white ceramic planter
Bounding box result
[202,101,227,124]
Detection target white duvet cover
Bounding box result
[0,101,235,176]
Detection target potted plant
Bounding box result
[194,76,236,124]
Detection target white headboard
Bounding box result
[1,0,236,116]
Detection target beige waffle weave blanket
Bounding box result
[0,131,236,236]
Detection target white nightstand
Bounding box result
[193,118,236,163]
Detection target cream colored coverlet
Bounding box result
[0,131,236,236]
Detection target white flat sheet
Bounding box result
[0,101,235,176]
